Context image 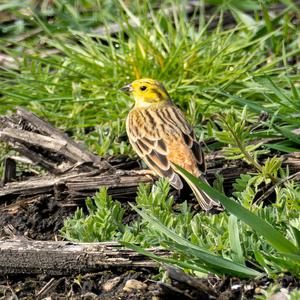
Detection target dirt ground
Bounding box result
[1,189,300,300]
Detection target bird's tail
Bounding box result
[189,176,220,211]
[176,169,220,211]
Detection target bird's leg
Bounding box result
[169,188,181,202]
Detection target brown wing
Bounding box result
[191,139,206,173]
[126,104,206,188]
[126,107,183,189]
[161,105,206,173]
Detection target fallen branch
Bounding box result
[0,240,167,275]
[256,171,300,204]
[0,169,154,208]
[0,107,110,175]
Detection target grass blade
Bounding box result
[273,125,300,145]
[130,205,261,277]
[264,143,300,153]
[291,226,300,249]
[176,165,299,255]
[228,215,245,265]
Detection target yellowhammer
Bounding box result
[121,78,218,210]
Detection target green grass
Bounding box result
[61,177,300,278]
[1,0,300,283]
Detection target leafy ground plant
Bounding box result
[61,174,300,278]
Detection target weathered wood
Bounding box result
[166,266,217,296]
[0,240,167,275]
[3,157,16,184]
[0,107,111,174]
[0,169,154,207]
[1,152,300,209]
[0,108,155,207]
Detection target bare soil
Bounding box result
[1,175,300,299]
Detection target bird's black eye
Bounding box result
[140,86,147,91]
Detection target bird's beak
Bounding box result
[120,83,133,93]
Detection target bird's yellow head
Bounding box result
[121,78,170,108]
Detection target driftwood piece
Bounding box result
[0,108,156,206]
[0,169,153,207]
[0,107,110,174]
[2,153,300,212]
[3,157,16,184]
[0,240,167,275]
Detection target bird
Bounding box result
[121,78,218,210]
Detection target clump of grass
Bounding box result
[1,0,300,158]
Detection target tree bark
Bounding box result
[0,107,110,175]
[0,169,154,207]
[0,239,167,275]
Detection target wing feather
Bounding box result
[126,108,183,189]
[126,105,206,189]
[163,106,206,172]
[192,140,206,172]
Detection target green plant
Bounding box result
[213,107,268,168]
[174,165,300,275]
[61,188,125,242]
[1,0,300,159]
[62,175,300,278]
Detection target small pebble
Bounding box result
[81,292,99,300]
[102,276,121,292]
[244,284,253,291]
[123,279,147,292]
